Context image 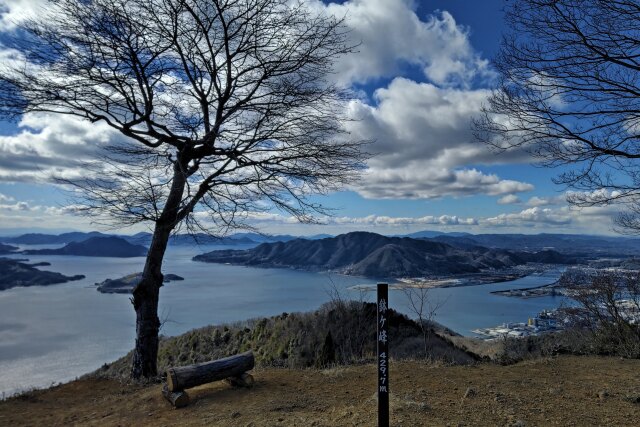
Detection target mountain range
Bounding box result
[193,231,576,278]
[425,233,640,256]
[0,231,314,246]
[3,229,640,260]
[23,237,148,258]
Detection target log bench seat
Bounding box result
[162,351,255,408]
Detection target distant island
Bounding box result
[0,258,85,291]
[23,236,148,258]
[96,272,184,294]
[193,231,576,278]
[0,243,18,254]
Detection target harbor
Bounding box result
[472,309,564,339]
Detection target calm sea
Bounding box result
[0,244,565,396]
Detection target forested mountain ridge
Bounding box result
[194,232,575,277]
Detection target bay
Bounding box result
[0,244,565,396]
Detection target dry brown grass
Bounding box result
[2,355,639,426]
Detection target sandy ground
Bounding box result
[1,356,639,426]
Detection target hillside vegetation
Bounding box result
[99,301,477,379]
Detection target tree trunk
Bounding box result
[130,224,171,379]
[131,160,188,379]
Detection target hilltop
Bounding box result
[193,231,575,277]
[1,356,638,426]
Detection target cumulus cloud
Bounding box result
[0,0,535,208]
[312,0,494,86]
[0,200,30,211]
[485,207,572,227]
[566,188,626,205]
[346,78,533,199]
[331,214,477,226]
[0,113,124,183]
[0,200,86,215]
[193,211,477,228]
[526,195,565,207]
[497,194,521,205]
[356,167,533,200]
[308,1,535,201]
[0,0,47,31]
[43,204,85,216]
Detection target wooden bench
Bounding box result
[162,351,255,408]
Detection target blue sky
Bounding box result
[0,0,623,235]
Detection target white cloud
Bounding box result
[526,195,565,207]
[0,0,47,31]
[0,194,623,236]
[331,214,477,226]
[355,167,533,200]
[346,78,533,199]
[566,188,625,205]
[0,113,124,183]
[0,0,535,210]
[485,207,572,227]
[0,200,86,215]
[313,0,494,86]
[497,194,521,205]
[0,200,30,211]
[43,204,84,216]
[0,192,14,202]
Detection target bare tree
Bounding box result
[474,0,640,232]
[401,286,446,358]
[0,0,368,378]
[323,278,374,362]
[560,270,640,357]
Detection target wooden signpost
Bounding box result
[377,283,389,427]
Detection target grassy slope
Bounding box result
[1,356,639,426]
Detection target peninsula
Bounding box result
[193,231,575,278]
[0,258,85,291]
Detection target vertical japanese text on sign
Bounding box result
[377,283,389,427]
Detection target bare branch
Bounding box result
[474,0,640,232]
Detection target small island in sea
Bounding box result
[23,236,148,258]
[96,272,185,294]
[0,258,85,291]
